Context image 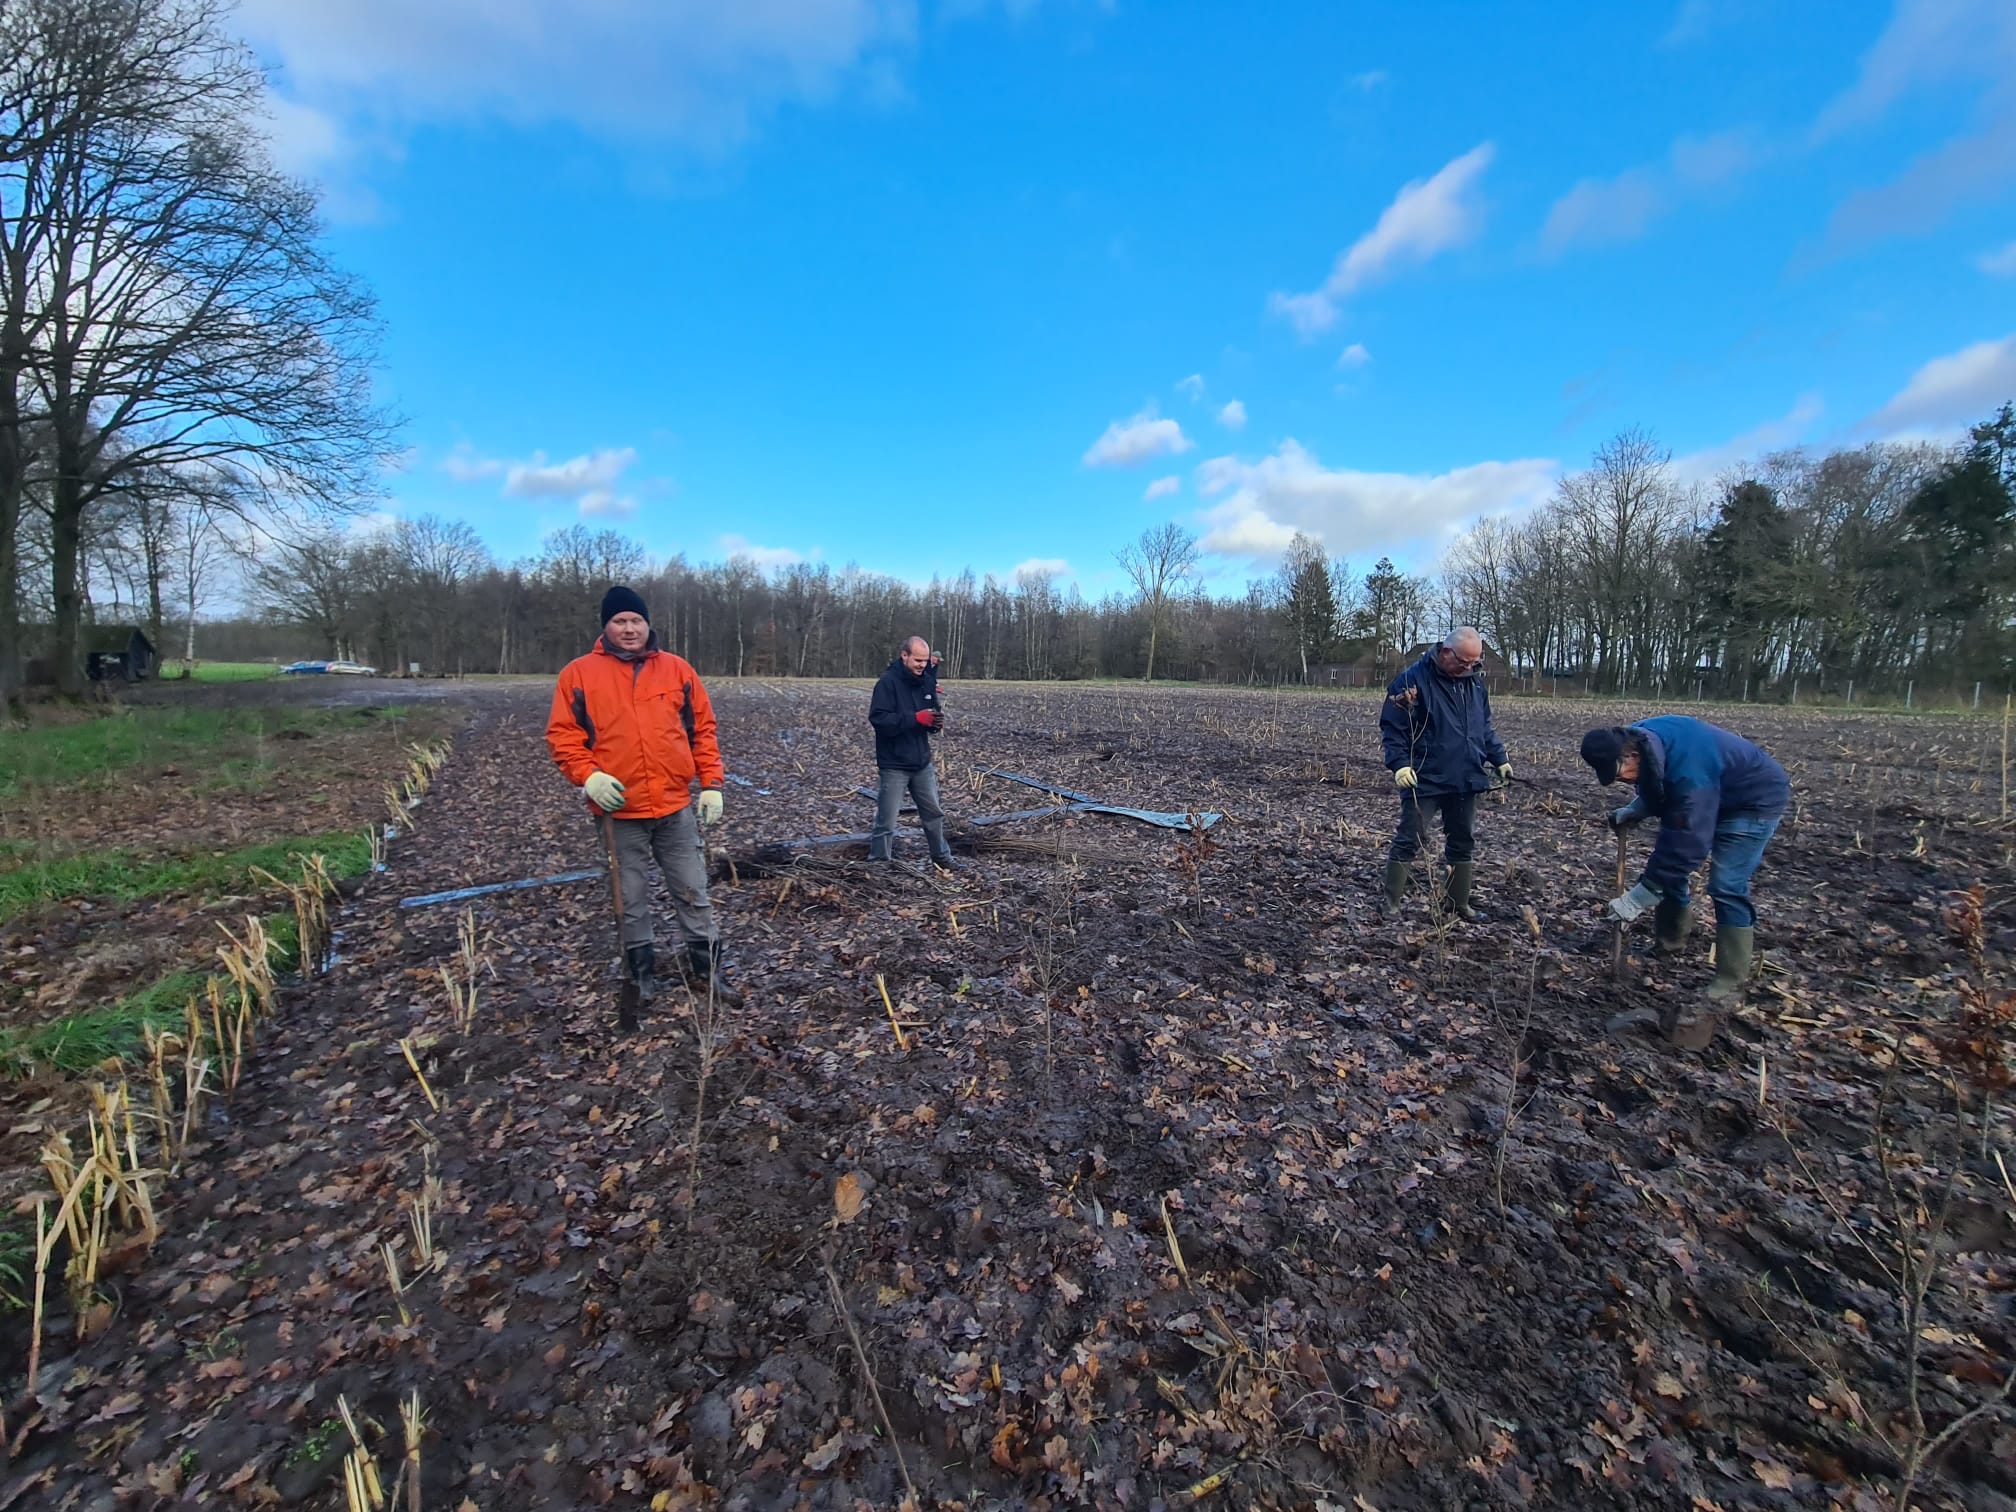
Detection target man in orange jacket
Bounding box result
[546,586,742,1010]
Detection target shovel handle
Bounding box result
[601,812,627,923]
[602,814,641,1031]
[1610,828,1628,979]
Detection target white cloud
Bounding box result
[1269,143,1496,338]
[235,0,921,156]
[1542,131,1756,255]
[1217,399,1247,431]
[1143,475,1181,501]
[262,91,350,178]
[1012,557,1070,580]
[1542,169,1664,254]
[1349,69,1387,90]
[1083,407,1194,467]
[1191,440,1557,561]
[1813,0,2016,246]
[1813,0,2012,141]
[578,490,639,518]
[504,447,639,499]
[1336,343,1372,369]
[1672,394,1825,482]
[441,447,504,482]
[447,443,653,515]
[719,534,805,570]
[1980,241,2016,275]
[1866,334,2016,434]
[1175,373,1206,401]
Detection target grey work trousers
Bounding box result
[868,765,950,862]
[598,808,717,949]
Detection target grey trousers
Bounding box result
[599,808,717,948]
[868,765,950,862]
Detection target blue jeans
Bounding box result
[1667,811,1781,929]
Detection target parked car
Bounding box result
[280,660,329,675]
[327,660,379,676]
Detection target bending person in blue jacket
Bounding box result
[1580,717,1789,1018]
[1378,627,1512,921]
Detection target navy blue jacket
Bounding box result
[1621,716,1789,894]
[1379,653,1507,797]
[869,658,941,771]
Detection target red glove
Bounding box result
[915,709,936,728]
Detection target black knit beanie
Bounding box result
[1579,727,1629,786]
[600,585,649,625]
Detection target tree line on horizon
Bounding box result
[42,404,2013,705]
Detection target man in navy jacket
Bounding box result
[1580,717,1789,1023]
[868,636,956,869]
[1378,628,1512,920]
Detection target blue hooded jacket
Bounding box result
[1621,716,1789,894]
[1379,652,1507,797]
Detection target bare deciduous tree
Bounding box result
[3,0,391,700]
[1116,521,1198,682]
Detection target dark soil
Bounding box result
[6,680,2013,1511]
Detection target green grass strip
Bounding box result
[0,704,416,799]
[0,971,207,1079]
[0,830,372,925]
[0,908,305,1081]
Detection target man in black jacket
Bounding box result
[868,637,956,869]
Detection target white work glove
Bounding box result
[1607,882,1661,924]
[1496,764,1513,782]
[1393,766,1418,789]
[583,772,626,812]
[695,789,723,827]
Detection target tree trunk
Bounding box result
[144,524,165,655]
[51,476,85,697]
[0,419,21,712]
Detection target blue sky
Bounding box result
[239,0,2016,597]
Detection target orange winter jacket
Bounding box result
[546,638,724,819]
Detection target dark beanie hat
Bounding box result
[1579,727,1629,786]
[600,585,649,625]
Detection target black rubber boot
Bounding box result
[623,942,658,1004]
[1446,862,1483,923]
[1379,860,1408,919]
[1653,898,1693,957]
[687,940,746,1008]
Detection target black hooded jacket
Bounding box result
[868,658,941,771]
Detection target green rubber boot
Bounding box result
[1446,862,1482,923]
[1379,860,1408,919]
[1705,925,1754,1003]
[1653,898,1693,957]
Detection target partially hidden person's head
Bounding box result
[1579,726,1642,785]
[601,585,651,654]
[1433,627,1484,679]
[900,636,931,675]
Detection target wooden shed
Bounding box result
[85,626,157,683]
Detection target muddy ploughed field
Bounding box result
[7,680,2013,1511]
